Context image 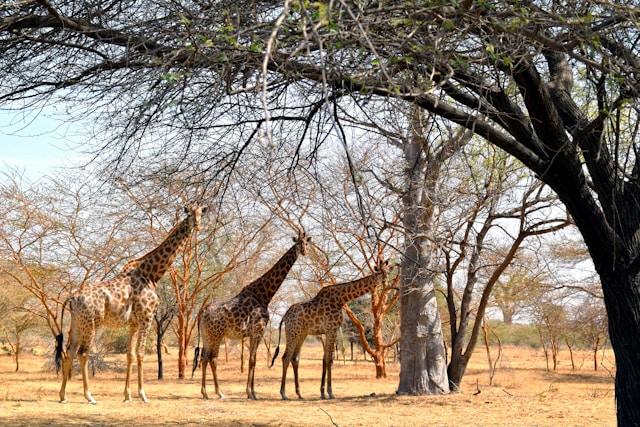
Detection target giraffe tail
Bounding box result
[269,317,284,368]
[54,298,69,374]
[191,315,201,378]
[191,347,200,378]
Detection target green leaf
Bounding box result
[178,13,191,25]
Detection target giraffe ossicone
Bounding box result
[196,231,310,400]
[55,203,208,404]
[271,258,390,400]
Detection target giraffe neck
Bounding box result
[241,241,301,306]
[126,216,194,283]
[335,272,383,305]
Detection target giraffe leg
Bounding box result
[78,352,97,404]
[320,357,327,399]
[246,335,260,400]
[292,340,305,400]
[123,327,138,402]
[321,334,336,400]
[200,346,210,399]
[279,347,291,400]
[59,342,78,403]
[136,323,151,403]
[211,357,225,399]
[208,342,225,399]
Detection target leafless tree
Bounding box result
[439,146,571,389]
[0,172,141,338]
[0,290,39,372]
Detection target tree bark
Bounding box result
[176,311,187,379]
[536,52,640,424]
[598,270,640,425]
[397,272,449,395]
[396,109,450,395]
[156,339,164,380]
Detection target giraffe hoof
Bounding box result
[59,399,67,404]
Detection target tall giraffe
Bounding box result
[55,203,208,404]
[197,232,310,400]
[271,259,390,400]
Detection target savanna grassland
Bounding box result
[0,342,616,426]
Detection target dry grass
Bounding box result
[0,343,616,426]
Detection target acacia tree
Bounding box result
[2,1,640,422]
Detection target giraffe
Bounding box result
[271,259,390,400]
[196,231,310,400]
[55,203,208,404]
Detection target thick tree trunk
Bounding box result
[396,108,451,395]
[397,271,449,395]
[512,50,640,425]
[545,167,640,423]
[599,270,640,425]
[542,146,640,423]
[397,161,449,394]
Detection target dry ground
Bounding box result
[0,342,616,426]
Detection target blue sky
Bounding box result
[0,109,84,179]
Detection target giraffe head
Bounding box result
[375,258,391,286]
[294,231,311,257]
[184,202,209,232]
